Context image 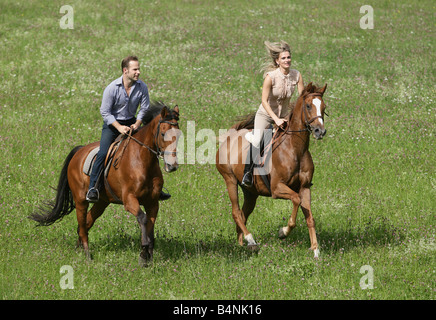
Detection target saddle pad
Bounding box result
[251,124,275,193]
[83,147,99,176]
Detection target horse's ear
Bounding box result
[319,83,327,95]
[302,82,313,95]
[174,105,179,114]
[161,106,169,118]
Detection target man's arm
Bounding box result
[100,83,131,135]
[100,85,116,126]
[112,121,131,135]
[133,83,150,130]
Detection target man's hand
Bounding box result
[118,125,131,135]
[112,120,141,135]
[130,119,142,132]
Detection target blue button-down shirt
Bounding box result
[100,76,149,126]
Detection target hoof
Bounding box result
[247,243,260,252]
[278,227,287,239]
[84,250,92,261]
[138,256,150,267]
[76,238,83,249]
[309,248,320,259]
[139,250,152,267]
[244,233,259,251]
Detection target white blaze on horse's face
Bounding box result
[312,98,323,125]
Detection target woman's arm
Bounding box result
[261,75,287,127]
[297,72,304,96]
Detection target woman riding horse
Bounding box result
[216,41,327,257]
[242,41,305,187]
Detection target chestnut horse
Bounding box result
[30,102,180,266]
[216,83,327,258]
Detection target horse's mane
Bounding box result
[232,83,323,131]
[142,100,178,124]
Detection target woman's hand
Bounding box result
[274,117,287,129]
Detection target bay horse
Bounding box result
[216,83,327,258]
[30,102,180,266]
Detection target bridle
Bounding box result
[119,113,179,162]
[270,93,327,152]
[107,112,179,203]
[280,93,327,135]
[153,117,179,159]
[302,93,326,132]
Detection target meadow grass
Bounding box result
[0,0,434,300]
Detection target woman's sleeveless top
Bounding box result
[258,68,300,118]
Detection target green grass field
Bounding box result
[0,0,434,300]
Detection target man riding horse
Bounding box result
[86,55,170,202]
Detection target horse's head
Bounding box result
[300,82,328,140]
[156,105,180,172]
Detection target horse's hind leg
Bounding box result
[224,176,258,249]
[75,200,92,260]
[85,201,109,233]
[300,187,319,258]
[76,200,108,261]
[241,189,258,247]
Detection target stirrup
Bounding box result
[86,187,99,203]
[241,171,253,187]
[159,187,171,201]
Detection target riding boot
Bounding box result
[86,168,104,203]
[241,143,255,187]
[159,188,171,201]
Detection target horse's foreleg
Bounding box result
[272,182,301,239]
[143,202,158,265]
[279,200,299,239]
[300,187,319,258]
[123,194,151,266]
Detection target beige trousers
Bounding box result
[245,105,279,148]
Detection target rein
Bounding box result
[272,93,327,151]
[113,116,179,167]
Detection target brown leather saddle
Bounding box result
[83,134,127,203]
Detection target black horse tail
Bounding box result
[29,145,83,226]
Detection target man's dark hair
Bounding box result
[121,56,139,72]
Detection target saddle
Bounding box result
[247,125,276,193]
[83,134,127,203]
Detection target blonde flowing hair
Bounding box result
[260,40,291,78]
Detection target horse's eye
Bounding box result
[306,104,311,109]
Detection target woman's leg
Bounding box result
[242,111,273,187]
